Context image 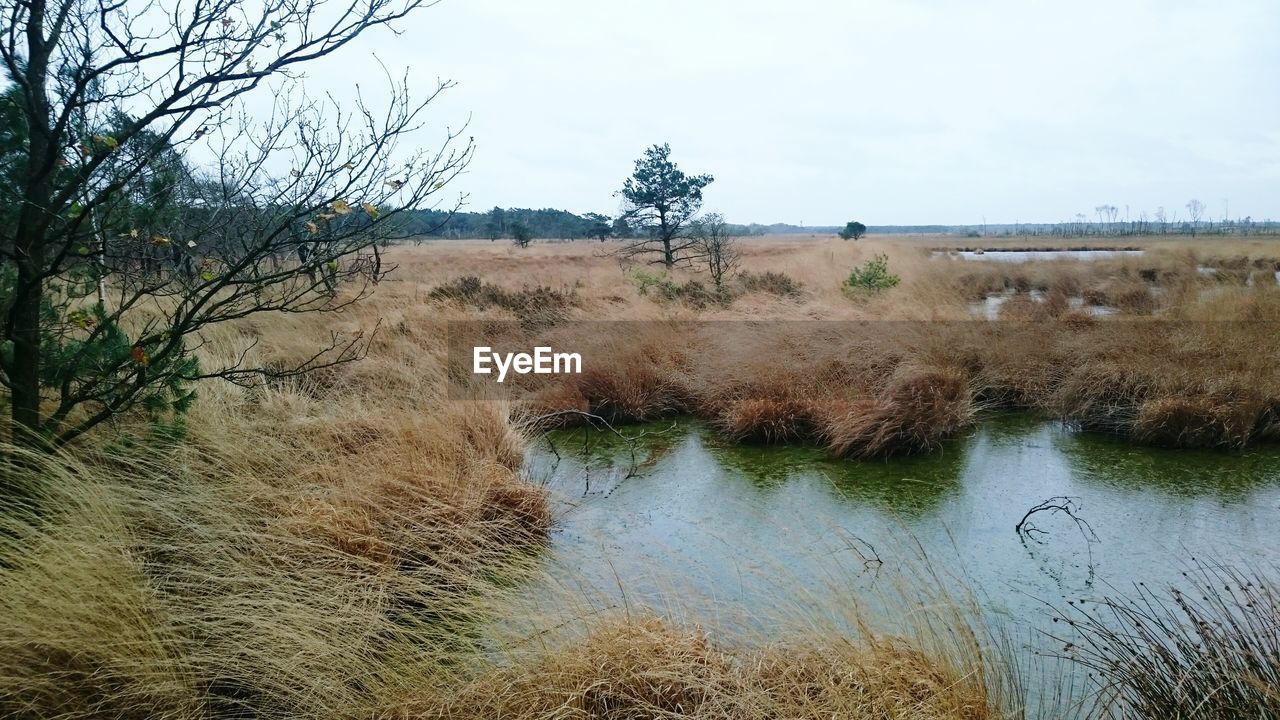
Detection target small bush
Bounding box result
[630,270,717,307]
[630,269,677,296]
[843,254,900,293]
[739,271,803,298]
[430,275,581,312]
[429,276,579,323]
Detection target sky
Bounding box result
[298,0,1280,226]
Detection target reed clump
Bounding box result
[821,365,974,459]
[1056,564,1280,719]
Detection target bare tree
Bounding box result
[1094,205,1118,235]
[689,212,740,295]
[0,0,471,447]
[1186,199,1205,236]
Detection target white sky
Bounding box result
[301,0,1280,225]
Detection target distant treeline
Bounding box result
[398,207,1280,240]
[400,206,771,240]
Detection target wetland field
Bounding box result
[6,235,1280,718]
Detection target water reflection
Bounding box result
[527,413,1280,667]
[1057,427,1280,500]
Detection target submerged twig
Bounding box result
[1016,495,1100,585]
[1015,496,1098,543]
[519,410,648,495]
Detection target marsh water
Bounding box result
[524,415,1280,702]
[936,249,1145,262]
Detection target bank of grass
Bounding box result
[0,441,530,718]
[4,235,1280,717]
[489,237,1280,455]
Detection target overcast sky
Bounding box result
[307,0,1279,225]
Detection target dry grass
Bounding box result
[429,615,1001,720]
[0,264,552,717]
[0,441,531,718]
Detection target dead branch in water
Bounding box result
[1016,495,1100,587]
[1015,496,1098,543]
[520,410,679,496]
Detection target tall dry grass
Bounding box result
[430,615,1004,720]
[0,438,535,718]
[1,265,552,717]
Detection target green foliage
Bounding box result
[583,212,613,241]
[838,221,867,240]
[406,206,619,240]
[485,206,507,239]
[0,86,26,235]
[630,269,678,297]
[843,254,900,292]
[617,143,714,266]
[44,303,197,418]
[619,144,714,224]
[629,270,716,307]
[511,221,534,248]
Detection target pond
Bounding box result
[970,290,1118,319]
[934,249,1144,262]
[522,415,1280,707]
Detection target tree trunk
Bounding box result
[659,211,674,268]
[9,0,52,445]
[9,245,44,442]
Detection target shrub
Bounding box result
[738,271,803,298]
[429,276,578,313]
[630,270,717,307]
[429,276,579,325]
[511,222,534,248]
[630,269,679,297]
[843,254,901,293]
[838,220,867,240]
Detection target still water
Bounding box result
[935,249,1145,262]
[524,415,1280,674]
